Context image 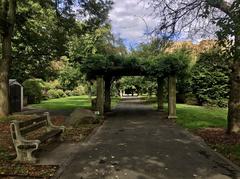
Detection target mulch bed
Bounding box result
[195,128,240,145]
[195,128,240,166]
[0,114,100,178]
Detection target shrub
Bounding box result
[191,48,230,107]
[65,90,74,96]
[72,85,86,96]
[23,79,44,104]
[44,80,61,90]
[47,89,66,99]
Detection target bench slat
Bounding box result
[20,121,47,135]
[19,116,47,128]
[37,129,62,142]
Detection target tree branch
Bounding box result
[206,0,231,15]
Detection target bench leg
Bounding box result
[15,147,38,163]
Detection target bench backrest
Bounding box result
[19,116,48,135]
[10,113,49,140]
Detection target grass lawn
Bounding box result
[30,95,121,110]
[174,104,228,130]
[150,101,228,130]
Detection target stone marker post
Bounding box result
[168,75,177,119]
[104,76,111,112]
[157,78,164,112]
[97,76,105,117]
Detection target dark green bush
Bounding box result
[23,79,44,104]
[191,49,231,107]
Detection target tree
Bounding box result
[131,37,169,59]
[0,0,17,116]
[10,0,69,83]
[148,0,240,133]
[0,0,112,117]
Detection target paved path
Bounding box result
[59,98,240,179]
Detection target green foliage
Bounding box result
[191,49,230,107]
[148,49,191,79]
[58,62,83,90]
[23,79,44,104]
[119,77,157,96]
[44,80,62,90]
[47,89,66,99]
[82,48,191,81]
[8,0,114,83]
[10,0,69,82]
[72,85,87,96]
[65,90,74,96]
[132,38,169,58]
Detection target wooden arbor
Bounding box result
[82,54,185,119]
[95,73,177,119]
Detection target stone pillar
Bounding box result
[157,78,164,112]
[168,75,177,119]
[96,76,105,116]
[104,76,111,112]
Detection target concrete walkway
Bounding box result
[59,98,240,179]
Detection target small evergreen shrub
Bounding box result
[23,79,44,104]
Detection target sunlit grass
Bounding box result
[31,96,91,110]
[30,95,121,110]
[150,100,228,130]
[174,103,227,130]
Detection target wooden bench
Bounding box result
[10,112,65,163]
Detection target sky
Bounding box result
[108,0,221,48]
[109,0,158,48]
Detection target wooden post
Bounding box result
[104,76,111,112]
[97,76,105,116]
[168,75,177,119]
[157,78,164,112]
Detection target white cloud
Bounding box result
[109,0,217,47]
[109,0,158,46]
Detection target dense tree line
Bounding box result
[0,0,129,116]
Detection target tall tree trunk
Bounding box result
[227,60,240,133]
[0,0,16,117]
[227,37,240,133]
[0,32,11,116]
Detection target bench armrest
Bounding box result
[44,112,65,132]
[18,138,41,149]
[10,122,41,149]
